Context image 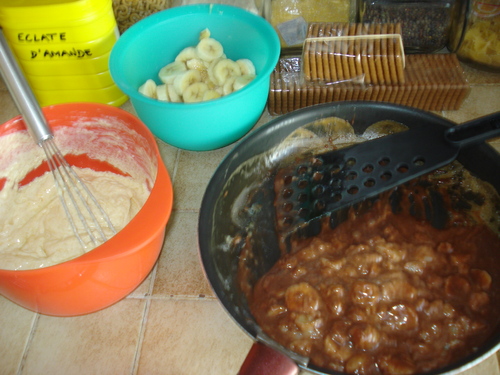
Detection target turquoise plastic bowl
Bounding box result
[109,4,280,151]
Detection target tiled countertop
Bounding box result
[1,62,500,375]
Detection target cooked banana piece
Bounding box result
[183,82,209,103]
[156,84,170,101]
[213,58,242,86]
[173,69,202,95]
[233,74,256,91]
[203,89,221,101]
[196,37,224,62]
[199,28,211,40]
[138,79,157,99]
[158,61,187,84]
[175,46,198,63]
[167,84,181,103]
[236,59,256,76]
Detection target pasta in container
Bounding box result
[448,0,500,72]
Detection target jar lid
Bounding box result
[0,0,111,27]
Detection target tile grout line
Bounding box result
[170,148,181,185]
[16,312,40,375]
[130,250,160,375]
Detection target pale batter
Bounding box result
[0,117,153,270]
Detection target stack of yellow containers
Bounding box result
[0,0,127,107]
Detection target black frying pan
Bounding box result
[198,101,500,375]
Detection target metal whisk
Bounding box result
[0,29,116,249]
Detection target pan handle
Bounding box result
[238,342,299,375]
[445,111,500,148]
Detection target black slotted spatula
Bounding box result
[274,111,500,233]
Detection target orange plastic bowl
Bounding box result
[0,103,173,316]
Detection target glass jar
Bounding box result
[171,0,262,15]
[448,0,500,72]
[262,0,357,48]
[358,0,457,53]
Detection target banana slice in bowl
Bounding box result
[138,28,257,104]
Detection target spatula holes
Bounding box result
[282,216,294,226]
[282,188,294,199]
[364,178,376,188]
[315,200,326,211]
[380,171,392,181]
[329,178,342,189]
[362,164,374,173]
[331,193,342,202]
[347,185,359,195]
[312,171,323,182]
[282,202,294,212]
[413,156,426,167]
[297,165,308,175]
[313,185,324,197]
[297,179,308,189]
[283,175,293,186]
[346,171,358,181]
[346,157,357,168]
[397,163,409,173]
[298,193,308,202]
[330,165,342,176]
[378,157,391,167]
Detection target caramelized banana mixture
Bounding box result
[248,185,500,375]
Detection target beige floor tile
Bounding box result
[443,85,500,124]
[152,211,214,298]
[127,267,156,298]
[460,353,500,375]
[173,146,231,211]
[20,298,146,375]
[462,63,500,85]
[0,89,18,124]
[137,299,253,375]
[0,296,37,375]
[155,139,180,181]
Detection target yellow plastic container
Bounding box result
[0,7,117,45]
[34,84,128,107]
[17,51,112,76]
[0,0,127,106]
[11,28,119,62]
[26,70,116,90]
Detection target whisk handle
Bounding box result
[0,29,53,145]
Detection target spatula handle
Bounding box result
[445,111,500,148]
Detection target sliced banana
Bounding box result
[233,74,256,91]
[222,76,237,96]
[237,59,256,76]
[167,84,181,103]
[199,28,211,40]
[203,89,221,101]
[139,28,257,103]
[158,61,187,84]
[156,84,170,101]
[175,46,198,63]
[138,79,157,99]
[186,58,207,71]
[196,37,224,62]
[212,58,242,86]
[173,69,202,96]
[183,82,209,103]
